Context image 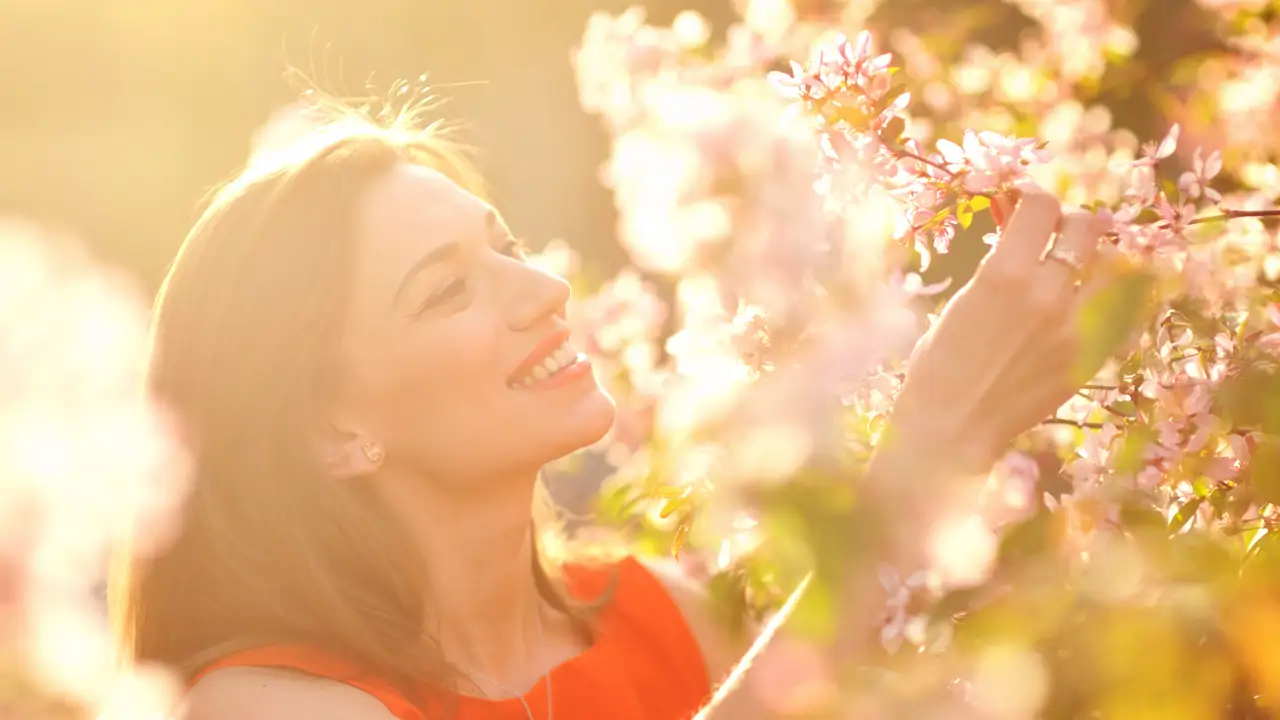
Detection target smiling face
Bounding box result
[331,162,616,486]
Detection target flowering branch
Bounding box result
[894,148,958,178]
[573,10,1280,709]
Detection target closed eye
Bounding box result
[411,237,525,318]
[414,277,468,316]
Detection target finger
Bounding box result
[1038,210,1108,297]
[986,188,1062,273]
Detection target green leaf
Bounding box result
[707,570,751,643]
[1167,495,1204,533]
[1109,400,1138,417]
[1164,532,1234,584]
[672,522,689,557]
[932,587,981,622]
[1219,366,1280,434]
[957,202,974,229]
[1168,302,1221,337]
[1244,527,1274,571]
[881,116,906,144]
[923,207,952,230]
[1112,424,1154,475]
[1135,206,1162,224]
[968,195,991,213]
[1074,271,1157,386]
[833,104,870,128]
[788,573,836,640]
[874,82,909,115]
[998,511,1056,566]
[1249,438,1280,505]
[1119,500,1166,533]
[593,481,644,524]
[1119,352,1143,380]
[1209,487,1230,515]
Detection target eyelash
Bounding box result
[413,238,529,316]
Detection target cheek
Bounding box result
[376,323,511,470]
[362,321,619,478]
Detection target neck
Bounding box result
[373,468,551,688]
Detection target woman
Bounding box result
[110,96,1118,720]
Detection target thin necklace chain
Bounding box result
[459,609,553,720]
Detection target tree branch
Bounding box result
[1042,417,1109,429]
[1187,209,1280,226]
[894,149,956,178]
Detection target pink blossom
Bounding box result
[1179,148,1225,202]
[1137,123,1181,166]
[572,10,1280,712]
[932,130,1050,198]
[898,272,953,296]
[768,60,828,102]
[980,452,1042,529]
[877,565,937,653]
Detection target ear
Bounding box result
[317,422,385,480]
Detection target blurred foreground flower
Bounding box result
[0,220,189,719]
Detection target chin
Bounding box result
[545,386,617,460]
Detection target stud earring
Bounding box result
[362,442,385,464]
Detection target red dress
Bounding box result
[188,556,711,719]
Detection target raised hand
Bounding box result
[884,188,1143,477]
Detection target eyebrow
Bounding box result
[393,209,503,302]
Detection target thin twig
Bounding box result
[895,149,956,178]
[1043,417,1109,429]
[1187,209,1280,226]
[1074,391,1134,420]
[691,572,813,720]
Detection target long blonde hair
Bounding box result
[109,94,598,712]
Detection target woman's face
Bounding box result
[332,162,616,485]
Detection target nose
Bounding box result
[503,258,571,331]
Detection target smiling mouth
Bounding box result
[507,338,585,389]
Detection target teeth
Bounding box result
[553,346,576,366]
[509,341,580,388]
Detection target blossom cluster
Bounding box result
[0,221,189,719]
[572,1,1280,716]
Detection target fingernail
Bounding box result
[993,195,1015,228]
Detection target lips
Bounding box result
[507,330,582,388]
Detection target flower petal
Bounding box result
[1155,123,1180,159]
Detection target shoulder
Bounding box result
[633,556,747,685]
[183,667,398,720]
